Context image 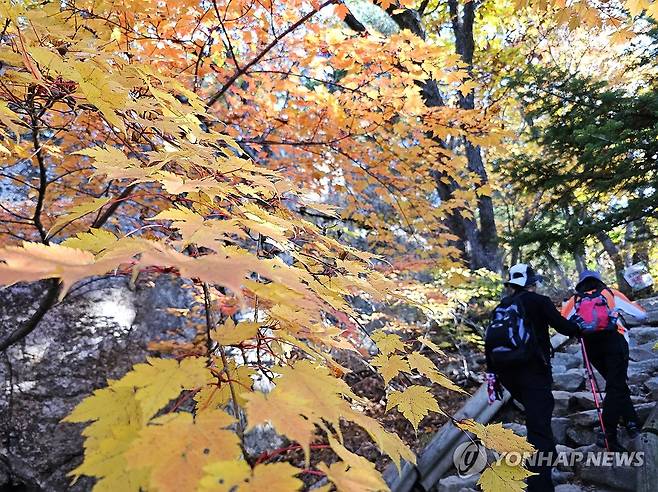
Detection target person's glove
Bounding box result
[486,373,503,404]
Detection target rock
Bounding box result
[552,364,568,375]
[568,410,599,427]
[564,343,582,354]
[553,368,584,392]
[553,352,581,370]
[502,422,527,437]
[0,276,200,491]
[628,358,658,378]
[553,391,572,416]
[551,469,574,485]
[555,444,576,471]
[566,426,597,448]
[629,346,657,362]
[555,485,584,492]
[577,461,637,491]
[636,402,657,423]
[628,327,658,345]
[552,417,571,444]
[644,375,658,399]
[569,391,596,411]
[570,389,646,412]
[437,474,480,492]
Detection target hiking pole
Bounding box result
[579,337,610,451]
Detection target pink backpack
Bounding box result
[574,289,617,333]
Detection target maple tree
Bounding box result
[0,1,536,490]
[5,0,656,490]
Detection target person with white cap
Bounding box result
[485,263,580,492]
[561,269,648,451]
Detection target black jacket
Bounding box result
[487,290,580,372]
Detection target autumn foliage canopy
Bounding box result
[0,0,654,490]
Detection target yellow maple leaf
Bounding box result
[371,353,410,385]
[200,461,303,491]
[125,410,240,492]
[319,435,389,492]
[64,386,148,490]
[211,318,260,346]
[113,357,211,420]
[417,336,446,356]
[456,420,535,454]
[370,330,406,355]
[195,359,254,409]
[406,352,465,393]
[478,461,535,492]
[349,412,416,472]
[386,385,439,431]
[626,0,649,17]
[61,229,119,255]
[0,242,121,297]
[47,197,111,237]
[244,360,359,463]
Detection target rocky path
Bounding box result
[435,301,658,492]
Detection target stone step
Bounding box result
[627,326,658,344]
[553,368,586,392]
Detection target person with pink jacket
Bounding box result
[561,270,648,451]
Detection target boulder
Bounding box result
[644,375,658,399]
[566,426,597,448]
[555,444,576,472]
[628,358,658,378]
[569,391,645,412]
[553,369,584,392]
[628,327,658,345]
[553,352,581,370]
[636,402,657,423]
[0,276,199,491]
[502,422,527,437]
[554,484,583,492]
[577,462,637,491]
[437,474,480,492]
[553,391,572,416]
[564,343,582,355]
[568,410,599,427]
[551,469,574,485]
[629,346,657,362]
[552,417,571,444]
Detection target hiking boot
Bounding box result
[626,421,640,439]
[596,431,628,452]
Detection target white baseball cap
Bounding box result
[505,263,544,287]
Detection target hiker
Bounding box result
[561,270,648,452]
[485,264,580,492]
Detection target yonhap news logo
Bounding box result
[453,440,487,477]
[452,441,645,477]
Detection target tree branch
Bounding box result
[206,0,336,107]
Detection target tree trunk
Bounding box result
[633,219,651,265]
[347,2,502,272]
[448,0,501,272]
[596,231,632,295]
[573,251,587,274]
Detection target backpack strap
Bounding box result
[513,291,550,365]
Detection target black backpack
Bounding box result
[485,292,539,369]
